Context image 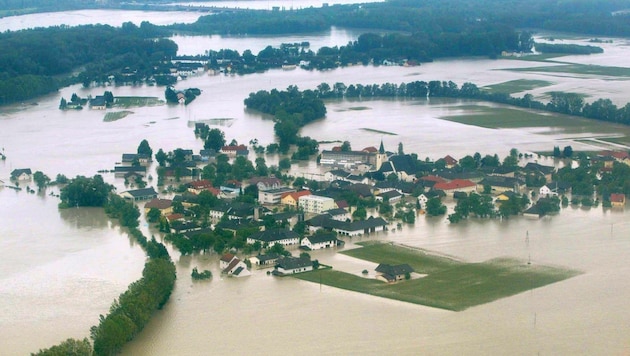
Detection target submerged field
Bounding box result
[294,242,580,311]
[482,79,553,94]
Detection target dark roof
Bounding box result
[388,154,417,174]
[124,187,157,198]
[248,228,299,243]
[379,190,402,199]
[478,176,523,188]
[11,168,31,177]
[114,166,146,173]
[276,256,312,270]
[328,169,351,177]
[524,162,555,174]
[308,216,388,232]
[305,234,338,244]
[255,253,281,263]
[324,208,348,216]
[347,183,373,197]
[375,263,414,276]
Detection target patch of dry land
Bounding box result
[293,242,580,311]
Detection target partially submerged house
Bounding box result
[219,253,251,277]
[375,263,414,283]
[273,256,313,275]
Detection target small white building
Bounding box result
[219,253,251,277]
[301,234,338,250]
[274,256,313,275]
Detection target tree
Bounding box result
[33,171,50,191]
[59,97,67,109]
[553,146,561,158]
[155,149,167,167]
[255,157,269,176]
[32,338,92,356]
[137,139,153,157]
[147,208,162,223]
[352,206,367,220]
[104,90,114,104]
[425,197,446,216]
[398,142,404,155]
[279,158,291,171]
[204,129,226,151]
[340,141,352,151]
[563,145,573,158]
[59,175,113,208]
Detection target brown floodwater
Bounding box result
[1,11,630,355]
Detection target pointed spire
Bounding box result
[379,139,385,154]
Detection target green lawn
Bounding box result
[438,104,630,138]
[482,79,553,94]
[294,242,580,311]
[104,111,134,122]
[506,64,630,77]
[113,96,164,108]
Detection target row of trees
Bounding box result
[310,80,630,127]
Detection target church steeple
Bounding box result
[379,139,385,154]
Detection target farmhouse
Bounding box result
[274,256,313,275]
[219,253,251,277]
[11,168,32,181]
[144,198,173,215]
[246,228,300,247]
[610,193,626,208]
[301,233,339,250]
[375,263,414,283]
[119,187,158,201]
[248,253,281,268]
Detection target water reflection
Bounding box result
[58,206,110,230]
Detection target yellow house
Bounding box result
[144,198,173,216]
[281,190,311,208]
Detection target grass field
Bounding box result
[294,242,580,311]
[113,96,164,108]
[506,64,630,77]
[482,79,553,94]
[104,111,134,122]
[438,104,630,138]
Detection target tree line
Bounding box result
[36,177,176,356]
[310,80,630,126]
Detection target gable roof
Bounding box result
[375,263,414,276]
[443,155,458,165]
[145,198,173,210]
[220,253,236,263]
[433,179,476,191]
[276,256,312,270]
[123,187,157,198]
[305,234,338,244]
[610,193,626,203]
[281,190,312,201]
[11,168,32,177]
[248,228,299,243]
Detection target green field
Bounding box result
[507,64,630,77]
[113,96,164,108]
[294,242,580,311]
[438,104,630,138]
[104,111,134,122]
[483,79,553,94]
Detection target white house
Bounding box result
[246,228,300,247]
[219,253,251,277]
[301,234,338,250]
[10,168,32,181]
[274,256,313,275]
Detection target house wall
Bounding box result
[277,265,313,274]
[299,196,336,214]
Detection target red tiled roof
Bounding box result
[362,146,378,153]
[145,198,172,210]
[224,258,241,273]
[166,213,184,222]
[282,190,311,200]
[221,144,247,152]
[444,155,458,165]
[610,193,626,203]
[433,179,476,191]
[220,253,236,263]
[189,180,213,189]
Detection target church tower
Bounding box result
[375,139,388,170]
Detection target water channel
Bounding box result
[1,9,630,355]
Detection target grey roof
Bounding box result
[324,208,348,216]
[328,169,351,177]
[123,187,157,198]
[478,176,523,188]
[524,162,555,174]
[307,216,388,232]
[11,168,31,177]
[276,256,312,270]
[379,190,402,199]
[248,228,299,243]
[256,253,281,263]
[114,166,146,173]
[375,263,414,276]
[305,234,338,244]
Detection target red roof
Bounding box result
[443,155,458,165]
[362,146,378,153]
[433,179,476,191]
[166,213,184,222]
[600,150,630,160]
[145,198,172,210]
[189,180,213,189]
[610,193,625,203]
[220,253,236,263]
[221,144,248,152]
[282,190,311,200]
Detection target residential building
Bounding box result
[274,256,313,275]
[375,190,403,204]
[280,190,312,208]
[248,253,281,269]
[477,176,524,195]
[219,253,251,277]
[119,187,158,201]
[248,176,283,191]
[301,233,338,250]
[246,228,300,247]
[299,195,336,214]
[375,263,414,283]
[144,198,173,215]
[10,168,32,181]
[114,166,146,178]
[220,144,249,156]
[610,193,626,208]
[259,187,295,205]
[433,179,477,196]
[187,180,220,196]
[121,153,151,165]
